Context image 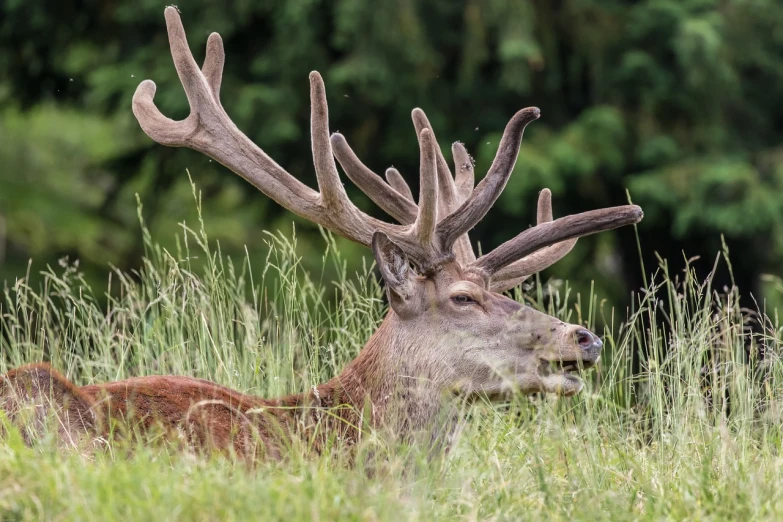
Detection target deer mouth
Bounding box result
[540,353,598,374]
[549,358,597,373]
[537,357,598,396]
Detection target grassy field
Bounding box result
[2,198,783,521]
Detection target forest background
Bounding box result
[3,0,783,312]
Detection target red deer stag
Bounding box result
[0,8,643,460]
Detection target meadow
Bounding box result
[1,193,782,521]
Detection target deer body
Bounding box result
[0,8,643,460]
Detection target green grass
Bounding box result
[2,194,783,521]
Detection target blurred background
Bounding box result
[2,0,783,311]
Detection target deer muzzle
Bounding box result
[536,326,603,396]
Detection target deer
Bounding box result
[0,8,643,461]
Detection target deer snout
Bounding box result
[573,328,602,363]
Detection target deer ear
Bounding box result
[372,231,417,308]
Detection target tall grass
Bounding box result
[1,192,783,520]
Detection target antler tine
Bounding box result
[537,187,553,223]
[413,129,439,243]
[309,74,352,208]
[411,109,459,216]
[437,107,541,250]
[202,32,225,98]
[474,205,643,276]
[164,8,213,108]
[488,189,578,292]
[411,111,478,263]
[451,142,474,204]
[447,141,478,263]
[330,133,417,224]
[385,168,414,202]
[132,81,195,146]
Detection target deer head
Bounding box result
[132,8,642,404]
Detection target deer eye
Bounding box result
[452,294,477,306]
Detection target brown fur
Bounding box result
[0,317,403,459]
[0,363,98,448]
[0,363,367,459]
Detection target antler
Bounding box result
[133,7,454,271]
[331,109,643,290]
[488,189,577,292]
[334,105,542,259]
[331,110,478,264]
[134,7,643,285]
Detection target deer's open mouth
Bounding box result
[549,358,597,373]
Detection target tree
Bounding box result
[2,0,782,308]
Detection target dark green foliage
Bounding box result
[2,0,782,307]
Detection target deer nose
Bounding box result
[575,329,602,352]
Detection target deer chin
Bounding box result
[457,357,597,400]
[540,372,584,396]
[536,357,598,396]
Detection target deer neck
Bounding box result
[318,311,461,442]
